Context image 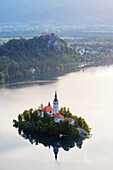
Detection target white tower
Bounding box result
[53,91,59,115]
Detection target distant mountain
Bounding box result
[0,0,113,26]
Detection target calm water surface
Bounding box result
[0,65,113,170]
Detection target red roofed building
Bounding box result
[65,117,75,125]
[39,92,75,126]
[40,92,59,118]
[41,32,57,36]
[42,105,53,112]
[53,113,64,123]
[41,102,53,117]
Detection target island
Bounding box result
[13,92,91,138]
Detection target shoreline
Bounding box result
[1,61,113,87]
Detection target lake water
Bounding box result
[0,65,113,170]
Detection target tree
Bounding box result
[24,121,32,131]
[49,124,54,135]
[18,114,23,128]
[38,120,44,133]
[60,120,70,135]
[44,123,50,134]
[0,72,4,83]
[23,110,29,121]
[18,114,22,122]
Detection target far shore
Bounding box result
[1,61,113,87]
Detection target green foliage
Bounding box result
[77,117,90,133]
[38,103,44,110]
[23,110,30,121]
[13,119,18,127]
[24,121,32,131]
[0,36,78,81]
[18,114,22,122]
[59,107,91,133]
[0,72,4,83]
[13,101,91,137]
[59,107,73,118]
[1,35,113,82]
[14,105,90,137]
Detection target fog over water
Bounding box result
[0,65,113,170]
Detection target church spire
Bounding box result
[53,91,59,115]
[53,146,59,160]
[54,91,58,101]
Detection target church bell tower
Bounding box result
[53,91,59,115]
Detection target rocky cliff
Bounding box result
[40,34,60,50]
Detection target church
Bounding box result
[40,92,75,125]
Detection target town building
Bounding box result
[41,102,53,117]
[40,92,75,125]
[53,113,64,123]
[65,117,75,125]
[29,68,35,74]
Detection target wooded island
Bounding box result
[13,92,91,137]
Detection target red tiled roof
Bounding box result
[42,105,53,112]
[65,117,74,122]
[53,113,64,118]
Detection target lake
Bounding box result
[0,65,113,170]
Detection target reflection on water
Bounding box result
[1,64,113,169]
[2,67,83,89]
[4,80,57,89]
[19,129,87,160]
[1,64,113,89]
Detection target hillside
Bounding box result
[1,34,113,83]
[0,34,78,82]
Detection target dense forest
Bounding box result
[0,35,78,82]
[0,35,113,83]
